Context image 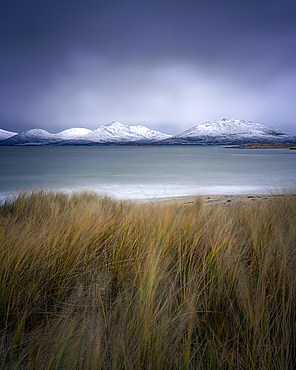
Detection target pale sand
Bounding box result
[145,194,295,207]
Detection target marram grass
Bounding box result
[0,190,295,369]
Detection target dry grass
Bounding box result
[0,190,295,369]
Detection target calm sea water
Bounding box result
[0,146,295,200]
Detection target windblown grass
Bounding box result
[0,190,295,369]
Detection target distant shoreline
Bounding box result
[225,143,296,149]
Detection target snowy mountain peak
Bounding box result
[104,121,122,127]
[21,129,53,138]
[0,128,17,140]
[86,121,172,142]
[0,128,54,145]
[177,119,276,136]
[171,118,296,144]
[55,128,92,139]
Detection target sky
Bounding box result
[0,0,296,135]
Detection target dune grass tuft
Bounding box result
[0,191,295,369]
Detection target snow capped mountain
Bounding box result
[165,118,296,145]
[0,129,55,145]
[0,128,54,145]
[0,128,17,140]
[83,121,171,143]
[20,129,53,139]
[176,118,284,138]
[54,128,92,139]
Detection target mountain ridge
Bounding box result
[160,118,296,145]
[1,119,295,146]
[0,128,17,141]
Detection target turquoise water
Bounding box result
[0,146,295,200]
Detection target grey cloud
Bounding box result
[2,58,294,135]
[0,0,295,134]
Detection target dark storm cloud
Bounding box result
[0,0,296,134]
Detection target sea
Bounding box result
[0,146,295,201]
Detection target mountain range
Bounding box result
[1,119,295,146]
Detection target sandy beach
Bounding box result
[150,193,295,207]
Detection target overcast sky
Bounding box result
[1,0,296,135]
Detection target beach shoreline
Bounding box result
[141,193,295,207]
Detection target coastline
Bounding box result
[143,193,295,207]
[1,189,295,208]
